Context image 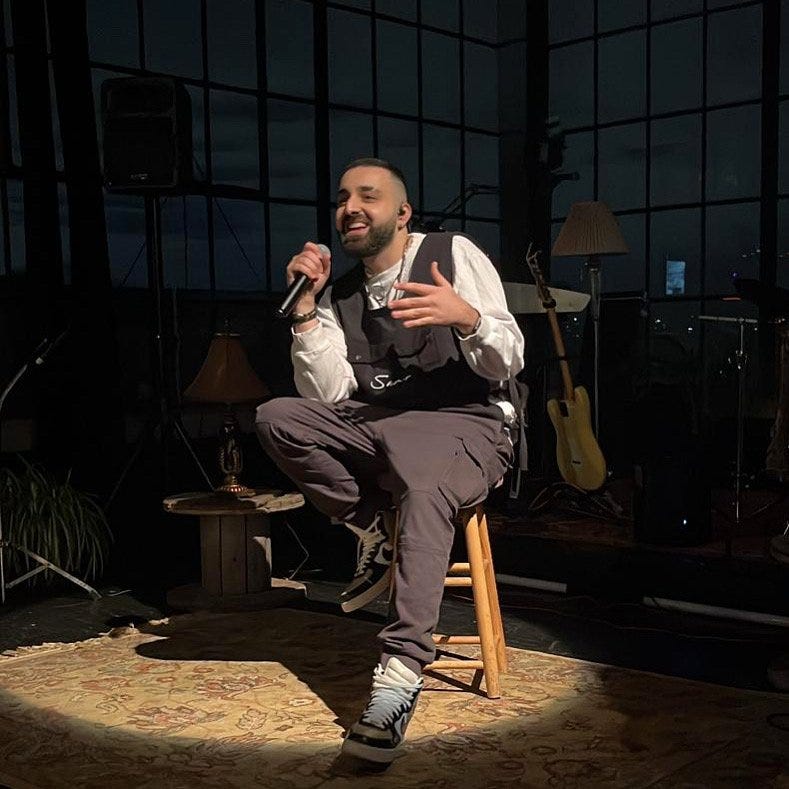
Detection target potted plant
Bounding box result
[0,458,112,591]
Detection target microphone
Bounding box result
[34,328,69,366]
[277,243,331,319]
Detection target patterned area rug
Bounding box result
[0,608,787,788]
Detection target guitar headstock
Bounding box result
[524,243,554,309]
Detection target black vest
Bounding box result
[330,233,504,415]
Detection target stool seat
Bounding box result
[389,503,507,698]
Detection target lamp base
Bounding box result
[215,474,257,498]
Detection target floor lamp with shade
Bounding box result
[183,330,270,498]
[551,201,628,437]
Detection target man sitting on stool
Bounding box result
[255,158,524,763]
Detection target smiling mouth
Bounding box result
[343,222,369,238]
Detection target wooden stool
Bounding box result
[388,503,507,698]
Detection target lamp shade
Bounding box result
[184,332,269,404]
[551,201,629,257]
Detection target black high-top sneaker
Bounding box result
[341,657,424,763]
[339,512,394,613]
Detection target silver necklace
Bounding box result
[366,235,412,308]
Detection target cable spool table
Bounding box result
[163,489,306,611]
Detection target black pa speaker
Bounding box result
[633,453,711,546]
[101,77,193,192]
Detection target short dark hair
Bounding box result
[340,157,408,197]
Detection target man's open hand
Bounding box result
[390,261,480,334]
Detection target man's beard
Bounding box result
[338,216,398,259]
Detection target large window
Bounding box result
[547,0,783,480]
[0,0,504,291]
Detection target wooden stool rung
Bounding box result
[447,562,470,574]
[432,634,481,645]
[444,577,472,587]
[425,658,485,671]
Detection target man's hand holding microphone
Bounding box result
[277,242,332,331]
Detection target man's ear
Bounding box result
[397,201,413,228]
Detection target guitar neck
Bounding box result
[545,306,575,402]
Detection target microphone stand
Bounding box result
[0,335,101,604]
[412,183,499,232]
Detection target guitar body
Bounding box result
[547,385,607,491]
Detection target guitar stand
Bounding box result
[526,480,626,523]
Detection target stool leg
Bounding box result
[477,505,507,673]
[464,507,501,699]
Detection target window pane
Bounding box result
[86,0,138,67]
[602,212,645,292]
[335,0,369,8]
[598,31,646,123]
[782,0,789,94]
[207,0,256,89]
[213,199,265,291]
[650,208,701,297]
[266,0,313,98]
[780,100,789,195]
[143,0,202,79]
[552,131,594,219]
[7,179,24,273]
[7,56,20,167]
[706,106,761,201]
[422,32,459,123]
[778,199,789,289]
[598,0,646,32]
[650,114,702,206]
[705,202,760,294]
[58,183,70,284]
[3,0,11,47]
[464,133,499,219]
[267,100,315,199]
[105,193,146,288]
[549,0,593,44]
[598,122,646,211]
[376,21,418,116]
[707,5,762,106]
[161,195,210,289]
[0,187,5,274]
[210,91,259,189]
[329,9,372,108]
[651,18,702,114]
[465,221,500,264]
[465,43,498,131]
[651,0,702,21]
[185,85,206,180]
[550,42,594,129]
[376,0,416,21]
[329,110,374,193]
[423,124,460,213]
[378,117,420,208]
[422,0,458,32]
[464,1,498,42]
[269,204,317,293]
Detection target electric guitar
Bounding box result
[525,245,607,491]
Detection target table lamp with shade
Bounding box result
[183,330,269,498]
[551,201,628,437]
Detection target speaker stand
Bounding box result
[106,194,213,510]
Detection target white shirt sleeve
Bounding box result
[451,235,525,381]
[290,285,359,403]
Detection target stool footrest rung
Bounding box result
[432,634,481,645]
[425,659,485,671]
[447,562,470,574]
[443,577,472,587]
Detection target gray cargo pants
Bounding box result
[254,397,512,674]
